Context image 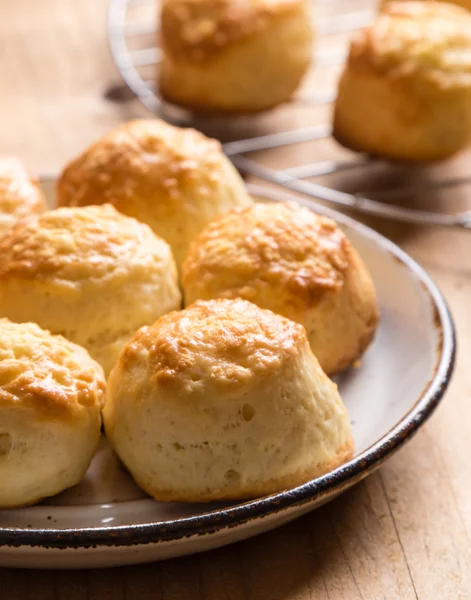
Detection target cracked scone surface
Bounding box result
[159,0,313,112]
[0,156,45,238]
[0,204,181,374]
[333,1,471,161]
[56,119,252,268]
[182,203,379,375]
[104,298,354,502]
[0,319,105,507]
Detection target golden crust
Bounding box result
[0,204,169,283]
[0,319,105,421]
[183,203,350,309]
[56,119,252,267]
[57,120,222,209]
[161,0,307,62]
[0,156,46,237]
[350,2,471,87]
[119,298,306,396]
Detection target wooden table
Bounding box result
[1,0,471,597]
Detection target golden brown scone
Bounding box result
[380,0,471,12]
[333,1,471,162]
[0,205,181,375]
[159,0,314,113]
[103,299,354,502]
[0,319,105,508]
[56,119,253,268]
[182,203,379,376]
[0,156,46,238]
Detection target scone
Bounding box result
[0,156,45,238]
[380,0,471,11]
[333,1,471,162]
[0,205,181,375]
[182,203,379,376]
[0,319,105,508]
[103,299,354,502]
[56,119,252,268]
[159,0,314,113]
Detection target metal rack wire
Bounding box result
[108,0,471,229]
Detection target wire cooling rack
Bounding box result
[108,0,471,229]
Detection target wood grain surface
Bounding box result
[1,0,471,598]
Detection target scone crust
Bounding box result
[0,157,45,237]
[183,203,350,310]
[353,2,471,87]
[56,119,252,266]
[0,204,172,282]
[57,120,223,210]
[120,298,306,397]
[161,0,309,62]
[0,319,105,421]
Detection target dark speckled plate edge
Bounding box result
[0,183,456,550]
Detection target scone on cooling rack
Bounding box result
[333,1,471,162]
[159,0,314,113]
[103,299,354,502]
[0,319,105,508]
[0,156,45,238]
[182,203,379,376]
[56,119,253,269]
[0,205,181,375]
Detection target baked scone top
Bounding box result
[183,202,350,308]
[57,119,225,209]
[0,204,173,283]
[0,157,45,228]
[161,0,307,62]
[351,1,471,85]
[118,299,306,396]
[0,319,105,420]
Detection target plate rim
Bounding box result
[0,183,456,550]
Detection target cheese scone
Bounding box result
[159,0,314,113]
[0,205,181,374]
[104,299,354,502]
[183,203,379,375]
[333,1,471,161]
[0,319,105,508]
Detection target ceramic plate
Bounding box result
[0,181,455,569]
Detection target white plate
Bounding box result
[0,181,455,569]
